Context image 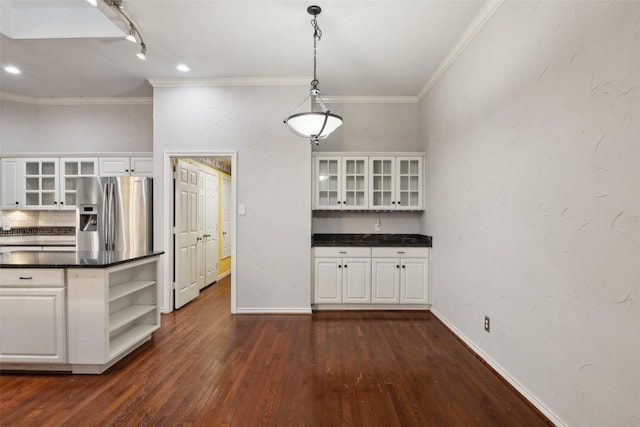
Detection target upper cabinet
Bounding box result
[313,153,423,211]
[1,154,150,210]
[60,158,98,210]
[22,158,60,209]
[99,157,153,177]
[314,156,368,210]
[1,158,21,209]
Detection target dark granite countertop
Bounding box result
[0,250,164,268]
[312,234,432,247]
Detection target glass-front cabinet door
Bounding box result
[396,157,423,210]
[60,158,98,210]
[22,158,60,209]
[342,157,368,210]
[369,157,395,209]
[314,157,341,210]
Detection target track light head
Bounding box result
[137,43,147,60]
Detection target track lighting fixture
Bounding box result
[103,0,147,60]
[284,5,343,145]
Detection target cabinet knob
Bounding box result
[54,201,58,205]
[131,169,135,173]
[338,265,342,268]
[402,265,406,269]
[126,169,130,172]
[344,264,348,268]
[15,201,19,205]
[337,201,341,204]
[60,201,64,205]
[396,265,400,269]
[392,201,395,204]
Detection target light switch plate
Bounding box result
[238,204,246,215]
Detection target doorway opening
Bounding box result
[162,151,237,314]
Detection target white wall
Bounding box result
[312,102,424,234]
[153,85,313,312]
[421,1,640,426]
[0,99,152,154]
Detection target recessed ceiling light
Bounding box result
[4,65,21,74]
[176,64,191,72]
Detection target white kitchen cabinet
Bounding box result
[60,158,98,209]
[313,156,368,210]
[99,156,153,177]
[67,256,159,373]
[0,269,67,363]
[369,156,423,211]
[371,247,430,304]
[313,247,371,303]
[22,158,60,209]
[1,158,21,209]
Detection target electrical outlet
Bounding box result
[484,316,490,332]
[374,223,381,231]
[2,223,10,231]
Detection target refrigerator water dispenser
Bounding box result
[79,205,98,232]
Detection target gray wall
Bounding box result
[0,99,152,154]
[420,1,640,425]
[153,85,313,312]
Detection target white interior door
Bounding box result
[174,160,200,309]
[204,171,218,286]
[196,169,206,290]
[221,176,232,258]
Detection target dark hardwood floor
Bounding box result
[0,276,551,426]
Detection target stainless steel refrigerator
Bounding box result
[76,176,153,252]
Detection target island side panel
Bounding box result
[67,268,109,364]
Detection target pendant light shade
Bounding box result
[284,6,343,144]
[285,111,343,141]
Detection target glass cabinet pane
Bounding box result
[81,162,95,175]
[26,178,40,191]
[65,162,79,176]
[25,163,40,175]
[42,162,56,175]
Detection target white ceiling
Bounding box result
[0,0,489,99]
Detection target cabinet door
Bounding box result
[22,158,60,209]
[60,158,98,210]
[342,257,371,303]
[1,158,21,209]
[396,157,423,210]
[401,258,429,304]
[341,157,368,210]
[371,258,400,303]
[369,157,396,210]
[313,257,342,303]
[99,157,131,176]
[0,287,66,363]
[314,157,341,210]
[130,157,153,177]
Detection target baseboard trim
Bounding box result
[235,308,312,314]
[430,308,566,427]
[217,270,231,280]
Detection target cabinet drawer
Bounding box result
[314,247,372,258]
[0,269,65,287]
[371,247,429,258]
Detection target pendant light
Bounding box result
[284,5,343,145]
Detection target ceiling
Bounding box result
[0,0,489,99]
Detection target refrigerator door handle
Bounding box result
[107,181,115,250]
[103,181,110,251]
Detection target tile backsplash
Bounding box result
[0,210,76,229]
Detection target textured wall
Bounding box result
[421,1,640,425]
[0,100,152,154]
[153,85,313,312]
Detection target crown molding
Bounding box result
[0,92,152,106]
[147,76,311,88]
[417,0,505,102]
[320,96,418,104]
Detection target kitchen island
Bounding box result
[0,250,163,374]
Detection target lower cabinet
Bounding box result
[0,269,67,363]
[371,247,430,304]
[313,246,430,308]
[313,247,371,303]
[67,256,159,373]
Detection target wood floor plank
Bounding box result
[0,276,552,426]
